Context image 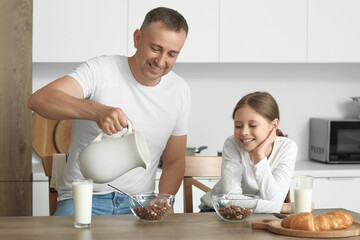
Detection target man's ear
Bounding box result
[272,118,279,129]
[133,29,142,49]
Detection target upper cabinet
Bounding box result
[33,0,128,62]
[307,0,360,62]
[33,0,360,63]
[220,0,307,62]
[127,0,219,63]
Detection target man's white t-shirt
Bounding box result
[58,55,191,201]
[200,135,298,213]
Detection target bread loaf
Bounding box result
[281,211,353,231]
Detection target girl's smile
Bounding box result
[241,138,254,143]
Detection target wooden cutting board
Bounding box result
[252,219,360,238]
[32,113,59,158]
[54,119,72,153]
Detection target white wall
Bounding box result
[32,63,360,163]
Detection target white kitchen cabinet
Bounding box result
[33,0,128,62]
[312,177,360,213]
[33,0,360,63]
[219,0,307,62]
[307,0,360,62]
[127,0,219,62]
[32,181,49,216]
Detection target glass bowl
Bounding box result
[211,193,259,222]
[129,193,175,222]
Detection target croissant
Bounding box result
[281,211,353,231]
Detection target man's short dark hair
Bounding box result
[140,7,189,36]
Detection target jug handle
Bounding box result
[123,120,133,136]
[93,120,133,142]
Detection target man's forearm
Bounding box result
[28,88,94,120]
[158,157,185,195]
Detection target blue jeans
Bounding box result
[54,192,132,216]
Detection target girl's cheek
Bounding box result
[236,139,242,147]
[233,131,242,145]
[234,128,240,137]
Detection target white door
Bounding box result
[307,0,360,62]
[33,0,128,62]
[220,0,307,62]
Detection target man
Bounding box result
[28,7,190,215]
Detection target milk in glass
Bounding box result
[294,188,312,214]
[294,175,313,214]
[72,179,93,228]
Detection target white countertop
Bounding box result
[33,160,360,182]
[295,160,360,178]
[32,161,48,181]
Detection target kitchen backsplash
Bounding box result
[33,62,360,163]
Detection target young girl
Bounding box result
[199,91,297,213]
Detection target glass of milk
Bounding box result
[294,175,313,214]
[72,179,93,228]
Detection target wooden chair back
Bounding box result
[182,155,291,213]
[42,156,58,216]
[183,156,222,213]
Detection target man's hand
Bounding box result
[249,127,277,164]
[92,103,130,135]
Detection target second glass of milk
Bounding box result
[294,175,313,214]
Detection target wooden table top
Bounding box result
[0,209,359,240]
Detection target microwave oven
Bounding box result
[309,118,360,164]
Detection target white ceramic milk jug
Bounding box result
[78,121,151,183]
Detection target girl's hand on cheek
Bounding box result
[249,127,277,164]
[281,202,295,214]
